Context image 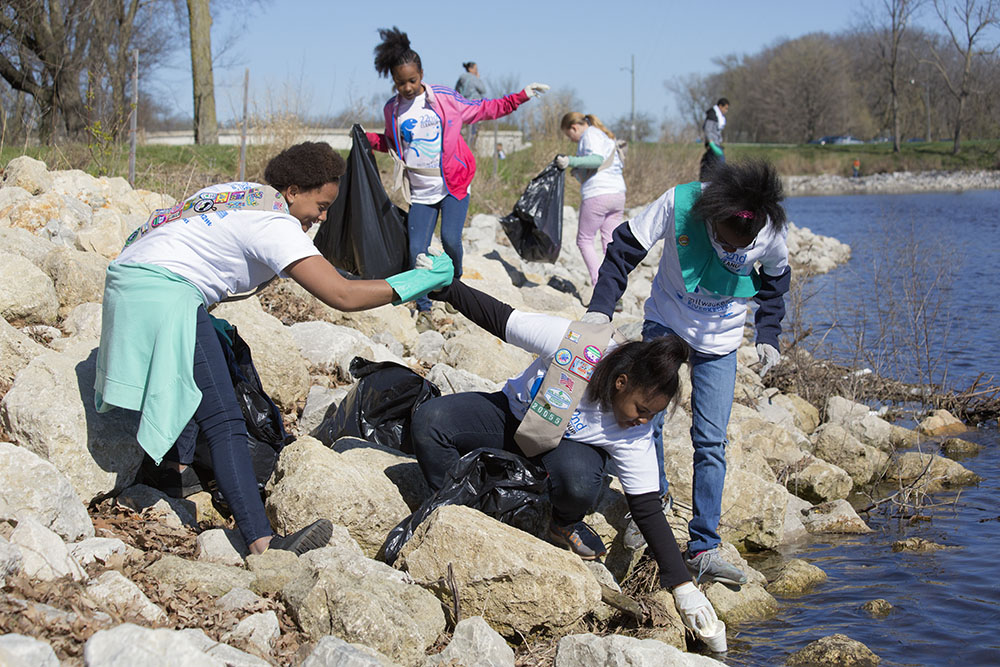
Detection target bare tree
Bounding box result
[927,0,1000,153]
[186,0,218,144]
[867,0,925,151]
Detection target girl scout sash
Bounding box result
[673,181,760,298]
[122,185,290,250]
[515,320,627,457]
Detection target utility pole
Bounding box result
[128,50,138,186]
[621,55,636,142]
[239,68,249,181]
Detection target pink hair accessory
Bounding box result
[735,210,755,219]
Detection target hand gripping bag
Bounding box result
[499,161,565,263]
[313,124,409,279]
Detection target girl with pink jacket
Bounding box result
[365,26,548,329]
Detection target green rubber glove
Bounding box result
[385,251,454,305]
[709,141,724,157]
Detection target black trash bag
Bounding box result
[381,449,549,565]
[499,162,565,263]
[317,357,440,454]
[313,124,409,279]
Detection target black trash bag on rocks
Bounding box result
[499,162,564,263]
[317,357,441,454]
[381,449,549,565]
[313,124,409,279]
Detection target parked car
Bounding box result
[830,135,864,145]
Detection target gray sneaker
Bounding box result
[685,547,747,586]
[622,494,673,551]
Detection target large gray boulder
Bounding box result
[282,562,445,664]
[786,633,880,666]
[85,570,167,624]
[809,423,890,486]
[0,442,94,540]
[299,635,398,667]
[395,505,602,636]
[145,554,254,597]
[784,455,853,504]
[0,634,60,667]
[0,226,55,266]
[332,438,431,511]
[442,331,533,384]
[886,451,980,492]
[555,633,725,666]
[9,512,87,582]
[705,582,779,625]
[426,362,500,395]
[84,624,225,666]
[266,437,411,557]
[0,252,59,324]
[1,340,142,502]
[800,500,872,534]
[41,245,108,317]
[2,156,52,194]
[0,318,46,390]
[289,320,406,376]
[426,616,514,667]
[210,297,310,409]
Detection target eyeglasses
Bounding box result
[709,219,758,252]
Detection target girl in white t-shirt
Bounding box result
[409,280,725,648]
[96,142,454,558]
[555,112,627,285]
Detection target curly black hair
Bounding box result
[263,142,345,192]
[586,335,690,411]
[692,158,787,237]
[374,27,421,78]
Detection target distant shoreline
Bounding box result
[785,169,1000,197]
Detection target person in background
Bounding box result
[366,27,548,331]
[455,61,487,148]
[852,158,861,178]
[700,98,729,181]
[582,159,791,586]
[555,112,627,288]
[496,142,507,160]
[95,142,454,557]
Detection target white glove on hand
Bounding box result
[580,311,611,325]
[414,247,440,270]
[524,82,550,98]
[673,581,719,635]
[756,343,780,377]
[555,155,570,170]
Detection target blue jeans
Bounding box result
[163,306,272,547]
[642,320,736,555]
[411,391,609,526]
[408,194,469,311]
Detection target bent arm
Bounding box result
[284,255,396,312]
[625,491,691,588]
[567,153,605,169]
[365,131,390,153]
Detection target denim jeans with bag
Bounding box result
[642,320,736,555]
[408,194,470,311]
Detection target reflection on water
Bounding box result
[721,191,1000,665]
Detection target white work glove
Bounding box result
[554,154,570,170]
[756,343,780,377]
[524,82,550,98]
[580,311,611,325]
[414,250,435,270]
[672,581,719,635]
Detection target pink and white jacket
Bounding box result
[366,84,529,200]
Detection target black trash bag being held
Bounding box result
[381,449,549,565]
[499,162,565,263]
[313,124,409,279]
[316,357,440,454]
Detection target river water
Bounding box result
[724,190,1000,666]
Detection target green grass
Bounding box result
[3,139,998,217]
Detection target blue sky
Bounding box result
[153,0,904,127]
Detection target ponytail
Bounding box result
[585,114,615,140]
[560,111,615,140]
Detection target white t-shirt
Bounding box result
[501,310,660,495]
[397,92,447,204]
[630,185,789,355]
[578,126,626,200]
[115,182,321,305]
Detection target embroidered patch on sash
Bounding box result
[583,345,602,363]
[559,373,575,391]
[529,400,563,426]
[544,388,572,410]
[214,192,230,203]
[192,199,215,213]
[554,349,572,366]
[565,330,581,343]
[569,357,595,381]
[678,234,690,247]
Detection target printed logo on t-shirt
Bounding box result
[678,289,741,318]
[565,410,585,435]
[400,114,442,167]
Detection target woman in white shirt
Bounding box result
[555,112,627,286]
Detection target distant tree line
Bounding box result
[668,0,1000,153]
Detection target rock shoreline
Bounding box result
[0,155,983,665]
[785,169,1000,197]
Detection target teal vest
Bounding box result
[673,182,760,298]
